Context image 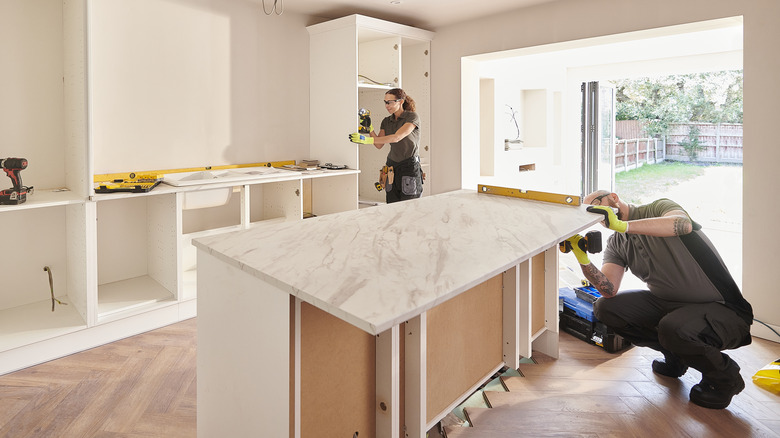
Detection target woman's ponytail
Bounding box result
[388,88,416,112]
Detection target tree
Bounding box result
[614,71,742,137]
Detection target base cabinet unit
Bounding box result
[95,195,179,323]
[306,172,360,216]
[0,169,357,375]
[0,204,89,361]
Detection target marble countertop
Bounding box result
[193,189,602,335]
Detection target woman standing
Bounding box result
[349,88,423,203]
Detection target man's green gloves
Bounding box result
[587,205,628,233]
[349,133,374,144]
[565,235,590,265]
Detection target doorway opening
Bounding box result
[460,16,744,289]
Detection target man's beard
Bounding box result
[606,199,623,221]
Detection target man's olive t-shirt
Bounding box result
[602,198,726,303]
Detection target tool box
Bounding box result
[574,285,601,303]
[559,286,631,353]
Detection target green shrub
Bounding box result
[679,125,705,162]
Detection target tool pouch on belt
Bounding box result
[387,156,422,197]
[376,166,391,191]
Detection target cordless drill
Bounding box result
[358,108,372,134]
[559,230,603,255]
[1,158,33,205]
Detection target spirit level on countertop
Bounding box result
[93,160,296,183]
[477,184,580,206]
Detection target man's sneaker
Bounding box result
[689,373,745,409]
[652,357,688,378]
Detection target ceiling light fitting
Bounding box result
[262,0,283,15]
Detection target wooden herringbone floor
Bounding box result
[1,318,779,437]
[0,319,197,438]
[447,331,780,438]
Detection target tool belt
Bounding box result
[375,166,393,191]
[387,156,422,197]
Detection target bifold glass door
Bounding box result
[581,81,616,196]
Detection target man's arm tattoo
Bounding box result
[582,264,617,298]
[673,217,691,236]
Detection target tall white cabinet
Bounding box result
[0,1,359,375]
[308,15,434,204]
[0,0,92,374]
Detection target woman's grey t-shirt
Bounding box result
[380,111,420,162]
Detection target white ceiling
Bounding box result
[251,0,560,29]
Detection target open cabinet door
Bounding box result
[581,81,616,196]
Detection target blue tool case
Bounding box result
[558,286,630,353]
[574,285,602,304]
[560,287,597,321]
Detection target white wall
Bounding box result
[477,65,565,191]
[0,1,64,190]
[430,0,780,338]
[90,0,312,174]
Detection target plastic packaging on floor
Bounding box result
[752,358,780,395]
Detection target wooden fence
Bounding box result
[614,138,665,173]
[616,120,646,140]
[616,120,743,164]
[664,123,743,163]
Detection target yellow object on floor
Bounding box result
[752,358,780,395]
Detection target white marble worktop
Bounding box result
[193,189,602,335]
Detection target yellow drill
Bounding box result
[358,108,372,134]
[559,231,603,254]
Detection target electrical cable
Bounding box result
[262,0,283,15]
[358,74,391,86]
[753,318,780,341]
[44,266,67,312]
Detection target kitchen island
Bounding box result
[194,189,601,438]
